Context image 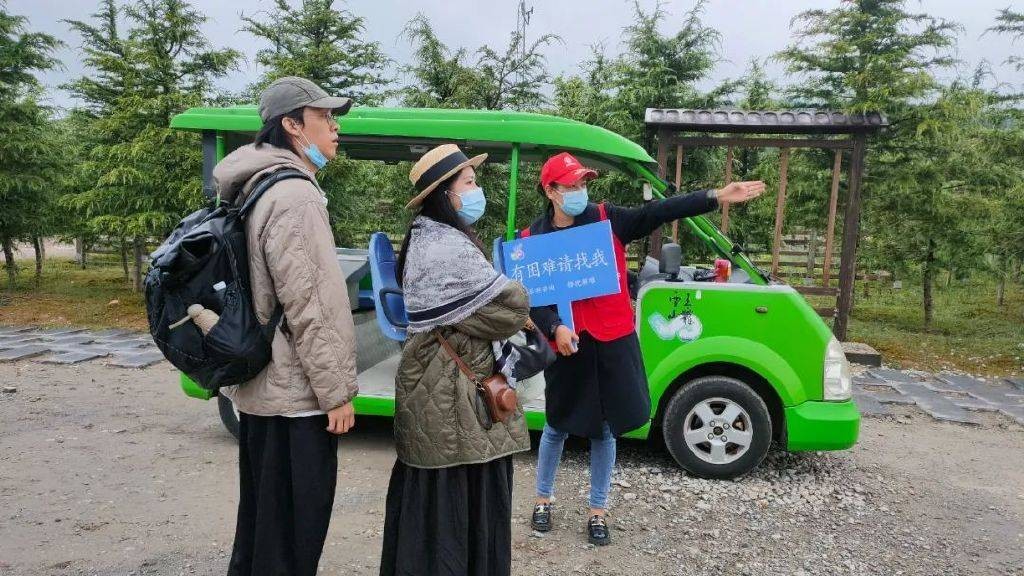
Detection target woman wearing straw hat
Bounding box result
[379,144,531,576]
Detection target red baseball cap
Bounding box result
[540,152,598,188]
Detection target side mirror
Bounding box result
[659,243,682,277]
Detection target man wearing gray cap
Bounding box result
[213,76,357,576]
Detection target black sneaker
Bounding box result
[531,502,552,532]
[587,515,610,546]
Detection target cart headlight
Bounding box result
[823,336,852,401]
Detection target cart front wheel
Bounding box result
[662,375,772,479]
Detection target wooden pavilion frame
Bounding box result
[645,108,888,340]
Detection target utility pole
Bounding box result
[517,0,533,85]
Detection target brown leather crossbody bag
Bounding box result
[435,332,518,427]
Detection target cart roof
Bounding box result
[171,105,656,167]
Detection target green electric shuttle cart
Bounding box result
[169,105,859,479]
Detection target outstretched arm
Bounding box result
[609,181,766,244]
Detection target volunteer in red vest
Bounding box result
[526,152,764,546]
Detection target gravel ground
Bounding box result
[1,361,1022,576]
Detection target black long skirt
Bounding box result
[228,412,338,576]
[379,456,514,576]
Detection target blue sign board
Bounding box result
[500,220,620,333]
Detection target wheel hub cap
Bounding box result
[682,397,754,465]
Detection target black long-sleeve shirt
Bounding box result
[525,190,719,338]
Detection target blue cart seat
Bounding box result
[492,237,506,274]
[368,232,408,342]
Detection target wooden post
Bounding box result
[721,145,734,233]
[771,148,790,277]
[822,149,842,287]
[834,136,866,341]
[672,145,683,242]
[651,128,669,259]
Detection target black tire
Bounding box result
[662,375,772,480]
[217,393,240,441]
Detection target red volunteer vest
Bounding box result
[521,203,634,343]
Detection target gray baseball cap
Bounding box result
[258,76,353,122]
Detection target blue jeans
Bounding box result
[535,422,616,510]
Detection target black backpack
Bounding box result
[144,169,311,391]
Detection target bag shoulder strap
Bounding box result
[238,169,308,337]
[261,302,289,339]
[435,332,480,384]
[237,169,312,218]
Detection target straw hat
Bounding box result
[407,144,487,209]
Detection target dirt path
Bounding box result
[1,361,1021,576]
[11,240,78,261]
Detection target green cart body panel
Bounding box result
[180,373,214,400]
[635,281,859,449]
[638,282,831,408]
[171,105,859,453]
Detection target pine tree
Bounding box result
[777,0,959,110]
[399,14,481,109]
[988,7,1024,73]
[473,25,559,111]
[63,0,132,121]
[612,0,727,139]
[777,0,962,327]
[983,8,1024,301]
[553,1,727,142]
[872,84,1000,324]
[62,0,240,292]
[241,0,392,103]
[400,13,558,111]
[0,2,61,289]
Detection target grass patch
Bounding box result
[0,256,147,331]
[845,279,1023,377]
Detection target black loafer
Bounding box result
[587,515,610,546]
[531,502,552,532]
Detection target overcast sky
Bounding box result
[11,0,1022,111]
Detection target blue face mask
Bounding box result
[299,131,329,170]
[559,187,589,216]
[453,187,486,225]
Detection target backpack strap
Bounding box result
[237,169,312,218]
[597,202,608,221]
[263,302,290,341]
[239,169,312,338]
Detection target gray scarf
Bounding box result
[402,216,521,387]
[403,216,510,333]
